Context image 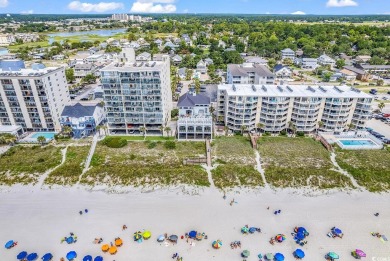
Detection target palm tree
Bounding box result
[37,136,46,146]
[217,116,224,124]
[164,126,172,137]
[378,102,385,112]
[256,123,264,134]
[223,125,229,136]
[139,126,147,137]
[240,125,248,135]
[317,121,324,134]
[347,123,355,131]
[288,121,297,135]
[62,125,72,138]
[159,125,165,137]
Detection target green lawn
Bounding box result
[82,141,209,187]
[8,41,50,51]
[44,146,90,186]
[109,135,145,141]
[145,136,174,141]
[0,145,62,185]
[258,137,353,189]
[335,148,390,192]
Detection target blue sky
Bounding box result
[0,0,389,15]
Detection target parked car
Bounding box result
[382,139,390,144]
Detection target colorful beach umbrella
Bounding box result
[294,249,305,259]
[188,231,197,238]
[17,251,28,260]
[115,238,123,246]
[212,240,222,249]
[108,246,117,255]
[5,240,14,249]
[27,253,38,261]
[133,232,142,241]
[66,251,77,260]
[241,250,250,257]
[265,253,274,260]
[333,228,342,235]
[241,226,249,233]
[157,235,165,242]
[94,256,103,261]
[41,253,53,261]
[143,231,151,240]
[274,253,285,261]
[327,252,339,259]
[101,244,109,252]
[275,234,286,242]
[82,255,92,261]
[355,249,366,257]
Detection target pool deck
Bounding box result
[320,131,383,150]
[19,132,57,143]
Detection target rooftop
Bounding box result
[61,103,97,118]
[219,84,372,99]
[178,92,210,107]
[101,60,167,72]
[227,63,274,77]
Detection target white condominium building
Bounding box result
[0,60,70,132]
[101,49,172,135]
[217,84,372,133]
[227,63,275,85]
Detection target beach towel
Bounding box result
[381,235,388,242]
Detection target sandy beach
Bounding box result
[0,186,389,261]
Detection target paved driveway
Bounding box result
[366,119,390,139]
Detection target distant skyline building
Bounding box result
[111,14,142,22]
[0,60,70,132]
[100,48,172,135]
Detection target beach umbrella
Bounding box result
[157,235,165,242]
[249,227,257,233]
[108,246,117,255]
[66,251,77,260]
[241,226,249,233]
[27,253,38,261]
[143,231,151,240]
[332,228,342,235]
[355,249,366,257]
[212,240,222,249]
[115,238,123,246]
[241,250,250,257]
[294,249,305,259]
[101,244,109,252]
[258,254,263,259]
[188,231,197,238]
[41,253,53,261]
[5,240,14,249]
[82,255,92,261]
[297,227,307,234]
[274,253,285,261]
[296,232,305,240]
[66,237,74,244]
[17,251,28,260]
[168,235,178,242]
[265,253,274,260]
[133,232,142,241]
[275,234,286,242]
[327,252,339,259]
[94,256,103,261]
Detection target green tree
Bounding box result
[369,56,385,65]
[267,58,276,69]
[194,78,201,94]
[317,121,324,133]
[37,136,46,145]
[256,122,264,134]
[164,126,172,137]
[139,126,147,137]
[62,125,72,138]
[336,59,346,69]
[378,102,385,112]
[82,74,97,84]
[65,68,75,83]
[240,125,248,134]
[376,79,384,86]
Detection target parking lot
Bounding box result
[366,118,390,140]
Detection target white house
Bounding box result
[281,48,295,61]
[295,58,318,69]
[318,54,336,68]
[273,64,293,79]
[136,52,152,61]
[196,60,207,74]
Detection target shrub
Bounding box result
[263,132,271,136]
[171,108,179,118]
[280,130,287,136]
[296,131,305,137]
[148,141,157,149]
[164,141,176,149]
[102,136,127,148]
[37,158,45,163]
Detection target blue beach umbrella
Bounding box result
[188,231,197,238]
[297,227,307,234]
[66,251,77,260]
[249,227,257,233]
[333,228,342,235]
[94,256,103,261]
[5,240,14,249]
[83,255,92,261]
[17,251,28,260]
[295,249,305,259]
[296,232,305,240]
[274,253,285,261]
[41,253,53,261]
[66,237,74,244]
[27,253,38,261]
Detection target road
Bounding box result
[71,83,100,104]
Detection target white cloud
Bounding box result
[291,11,306,15]
[326,0,358,7]
[68,1,124,12]
[0,0,8,8]
[130,0,177,13]
[21,10,34,14]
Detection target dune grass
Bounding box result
[258,137,353,189]
[0,145,62,185]
[335,148,390,192]
[81,141,209,187]
[212,164,264,189]
[212,135,256,165]
[44,146,90,186]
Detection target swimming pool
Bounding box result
[30,132,56,140]
[339,140,375,146]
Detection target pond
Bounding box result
[47,28,127,44]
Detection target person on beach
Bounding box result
[267,206,269,210]
[85,209,88,213]
[79,211,82,215]
[122,225,127,230]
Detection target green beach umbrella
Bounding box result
[266,253,274,259]
[328,252,339,259]
[242,250,250,257]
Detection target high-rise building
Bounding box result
[0,60,70,132]
[101,48,172,135]
[217,84,372,133]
